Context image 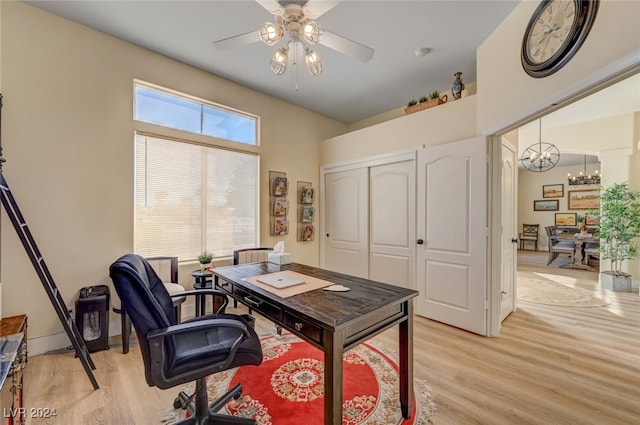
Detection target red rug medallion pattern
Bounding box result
[165,333,435,424]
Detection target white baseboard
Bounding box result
[27,303,198,356]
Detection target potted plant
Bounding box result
[197,250,214,271]
[596,182,640,292]
[418,95,429,103]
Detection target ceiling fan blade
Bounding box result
[255,0,285,16]
[319,30,374,62]
[303,0,340,19]
[213,30,260,51]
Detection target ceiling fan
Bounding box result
[213,0,374,77]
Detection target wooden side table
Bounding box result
[191,270,213,316]
[0,315,27,425]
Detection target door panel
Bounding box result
[324,168,369,278]
[500,141,517,321]
[416,137,487,335]
[369,160,415,288]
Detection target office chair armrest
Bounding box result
[148,318,251,340]
[147,318,251,387]
[169,289,229,313]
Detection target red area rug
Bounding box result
[164,333,435,424]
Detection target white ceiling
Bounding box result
[24,0,520,124]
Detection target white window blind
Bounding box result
[134,133,258,261]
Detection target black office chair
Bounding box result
[109,254,262,425]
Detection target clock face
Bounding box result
[522,0,599,78]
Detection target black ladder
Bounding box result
[0,96,98,389]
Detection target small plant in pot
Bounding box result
[197,251,214,271]
[418,96,429,104]
[596,182,640,292]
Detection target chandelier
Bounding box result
[568,155,601,185]
[260,14,323,76]
[520,118,560,172]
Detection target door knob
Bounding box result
[416,239,424,245]
[511,238,518,244]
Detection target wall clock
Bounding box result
[522,0,599,78]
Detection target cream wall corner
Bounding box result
[0,1,346,346]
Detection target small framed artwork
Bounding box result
[273,217,288,236]
[543,184,564,198]
[555,212,577,227]
[302,225,314,241]
[568,189,600,210]
[301,187,314,204]
[273,177,288,196]
[273,198,288,216]
[533,199,559,211]
[585,213,600,226]
[302,206,314,222]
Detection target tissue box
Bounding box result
[268,252,291,265]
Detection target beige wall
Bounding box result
[477,0,640,133]
[0,2,347,343]
[321,95,477,165]
[518,165,600,251]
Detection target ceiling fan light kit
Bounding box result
[270,48,288,75]
[214,1,374,80]
[259,21,284,46]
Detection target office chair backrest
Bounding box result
[109,253,177,382]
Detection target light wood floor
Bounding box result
[24,252,640,424]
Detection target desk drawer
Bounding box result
[233,285,282,322]
[283,311,322,344]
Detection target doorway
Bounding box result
[493,70,640,334]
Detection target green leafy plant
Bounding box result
[197,251,213,264]
[429,90,440,100]
[407,99,418,107]
[596,182,640,276]
[418,96,429,103]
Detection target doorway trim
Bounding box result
[486,54,640,337]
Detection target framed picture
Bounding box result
[543,184,564,198]
[301,187,314,204]
[302,225,314,241]
[273,177,288,196]
[568,189,600,210]
[555,212,577,226]
[585,213,600,226]
[273,198,288,216]
[533,199,559,211]
[273,217,288,235]
[302,206,314,222]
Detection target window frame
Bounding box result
[133,81,261,262]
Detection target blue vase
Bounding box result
[452,72,465,100]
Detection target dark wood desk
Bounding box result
[212,262,419,425]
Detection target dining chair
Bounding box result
[519,224,540,251]
[232,248,273,310]
[545,226,576,265]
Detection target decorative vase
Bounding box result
[451,72,465,100]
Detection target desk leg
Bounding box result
[324,330,345,425]
[399,300,414,418]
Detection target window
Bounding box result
[134,83,258,145]
[134,134,259,261]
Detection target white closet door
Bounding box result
[416,137,487,335]
[369,160,415,289]
[324,168,369,278]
